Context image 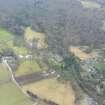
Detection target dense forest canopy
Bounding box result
[0,0,105,50]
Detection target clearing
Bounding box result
[24,27,48,49]
[1,40,30,55]
[15,60,48,77]
[70,46,98,60]
[23,78,76,105]
[0,28,29,55]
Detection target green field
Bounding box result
[0,38,29,55]
[80,1,101,9]
[15,60,48,76]
[0,64,10,81]
[94,61,105,70]
[0,82,33,105]
[0,63,33,105]
[0,28,13,52]
[0,27,30,55]
[6,40,30,55]
[0,27,12,40]
[13,46,30,55]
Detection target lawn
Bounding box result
[0,27,12,41]
[80,1,101,9]
[0,82,33,105]
[15,60,48,76]
[0,64,10,81]
[23,78,76,105]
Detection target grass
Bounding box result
[0,63,33,105]
[94,61,105,70]
[15,60,47,76]
[23,78,76,105]
[0,27,30,55]
[0,82,33,105]
[2,40,30,55]
[13,46,30,55]
[0,40,29,55]
[0,64,10,81]
[0,27,12,41]
[80,1,101,9]
[0,28,12,52]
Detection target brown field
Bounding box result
[24,27,48,49]
[70,46,97,60]
[23,78,76,105]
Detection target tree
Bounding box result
[2,48,15,57]
[54,53,80,81]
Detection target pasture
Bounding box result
[15,60,48,76]
[0,63,33,105]
[0,64,10,81]
[23,78,76,105]
[0,82,33,105]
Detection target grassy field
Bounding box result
[0,28,12,52]
[1,41,29,55]
[23,78,76,105]
[0,27,30,55]
[94,61,105,70]
[13,46,30,55]
[15,60,48,76]
[0,82,33,105]
[80,1,101,9]
[0,63,33,105]
[1,39,30,55]
[0,64,10,81]
[0,27,12,40]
